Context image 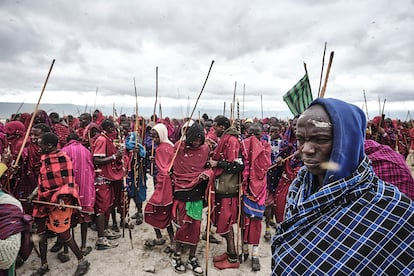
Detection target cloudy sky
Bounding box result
[0,0,413,119]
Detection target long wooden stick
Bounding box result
[20,199,82,211]
[319,51,334,98]
[14,59,55,167]
[150,67,158,175]
[363,89,369,121]
[318,42,327,97]
[242,84,245,119]
[231,81,237,122]
[260,94,263,119]
[205,186,212,276]
[11,99,25,120]
[267,153,295,171]
[375,98,387,142]
[153,66,158,121]
[168,60,215,172]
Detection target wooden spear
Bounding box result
[242,84,245,119]
[13,59,55,168]
[319,51,334,98]
[317,42,327,97]
[20,199,83,211]
[153,66,158,121]
[205,186,213,275]
[168,60,215,172]
[375,98,387,142]
[11,99,25,120]
[150,67,158,175]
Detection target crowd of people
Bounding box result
[0,98,413,275]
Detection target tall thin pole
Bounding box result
[242,84,245,119]
[231,81,237,122]
[153,67,158,121]
[94,87,98,110]
[363,89,369,121]
[319,51,334,98]
[14,59,55,167]
[168,60,215,172]
[260,94,263,119]
[223,102,226,116]
[318,42,327,97]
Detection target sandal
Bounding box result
[163,245,175,254]
[57,252,70,263]
[264,231,271,241]
[135,213,143,225]
[186,256,203,276]
[30,264,50,276]
[170,253,186,274]
[252,257,261,271]
[74,259,90,276]
[144,238,166,247]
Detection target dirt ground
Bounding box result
[18,176,272,276]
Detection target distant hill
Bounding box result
[1,101,407,122]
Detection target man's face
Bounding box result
[30,128,43,145]
[79,115,90,128]
[190,137,203,148]
[38,139,53,154]
[296,105,333,181]
[213,122,225,137]
[269,126,280,140]
[151,129,160,145]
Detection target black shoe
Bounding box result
[30,264,49,276]
[57,252,70,263]
[95,237,119,250]
[252,257,261,271]
[120,220,135,229]
[202,232,221,244]
[135,213,143,225]
[50,240,64,252]
[74,259,90,276]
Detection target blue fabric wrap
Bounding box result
[309,98,367,185]
[125,132,146,157]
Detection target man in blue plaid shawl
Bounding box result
[271,98,414,275]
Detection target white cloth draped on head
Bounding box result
[152,123,173,146]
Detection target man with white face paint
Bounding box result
[271,98,414,275]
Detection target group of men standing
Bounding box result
[1,98,414,275]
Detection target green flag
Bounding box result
[283,74,313,117]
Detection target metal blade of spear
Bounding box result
[13,59,55,168]
[168,60,215,172]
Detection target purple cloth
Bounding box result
[365,139,414,200]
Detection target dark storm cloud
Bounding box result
[0,0,413,119]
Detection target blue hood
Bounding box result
[309,98,366,185]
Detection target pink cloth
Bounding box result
[61,140,96,209]
[148,142,174,206]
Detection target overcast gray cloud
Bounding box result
[0,0,413,119]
